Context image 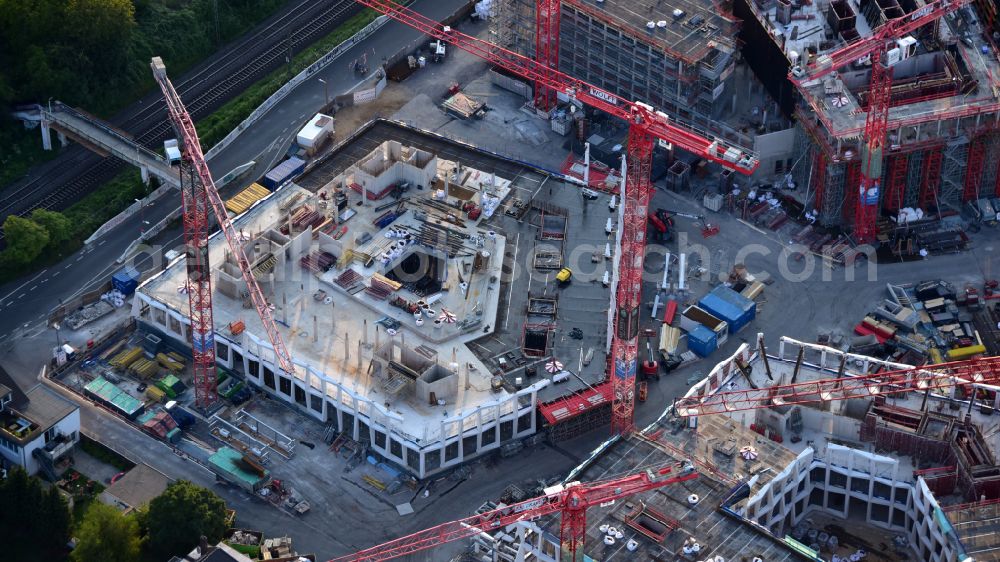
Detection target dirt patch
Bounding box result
[333,84,414,142]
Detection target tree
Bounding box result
[31,208,73,250]
[147,481,226,558]
[43,485,71,550]
[72,502,140,562]
[2,214,49,266]
[0,467,70,560]
[65,0,135,73]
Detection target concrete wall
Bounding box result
[753,127,797,178]
[742,444,964,562]
[416,365,459,405]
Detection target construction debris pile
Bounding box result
[844,280,997,369]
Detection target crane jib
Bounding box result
[588,87,619,106]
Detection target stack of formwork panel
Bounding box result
[225,183,270,216]
[110,347,142,369]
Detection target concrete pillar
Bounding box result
[140,166,150,185]
[57,131,67,147]
[41,121,52,151]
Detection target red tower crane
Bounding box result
[151,57,297,408]
[789,0,971,242]
[354,0,758,436]
[674,355,1000,416]
[534,0,561,111]
[328,460,697,562]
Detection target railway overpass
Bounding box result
[14,103,180,189]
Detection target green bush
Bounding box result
[80,435,137,472]
[0,123,59,191]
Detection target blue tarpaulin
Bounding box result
[699,286,756,334]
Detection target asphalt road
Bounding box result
[0,0,471,355]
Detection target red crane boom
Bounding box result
[674,356,1000,416]
[789,0,972,85]
[329,460,697,562]
[151,57,297,408]
[354,0,757,436]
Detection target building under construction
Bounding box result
[737,0,1000,230]
[493,0,1000,235]
[473,337,1000,562]
[493,0,750,138]
[133,122,622,480]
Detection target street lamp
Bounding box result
[318,78,329,106]
[135,198,146,235]
[52,322,61,347]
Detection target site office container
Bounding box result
[683,305,728,346]
[699,286,756,334]
[112,266,141,296]
[687,325,718,358]
[262,157,306,190]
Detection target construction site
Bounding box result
[461,337,993,562]
[489,0,1000,249]
[19,0,1000,560]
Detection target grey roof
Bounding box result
[103,463,171,509]
[21,385,76,430]
[202,544,253,562]
[0,365,27,408]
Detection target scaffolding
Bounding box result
[964,133,988,202]
[884,154,909,212]
[822,158,848,224]
[812,149,827,212]
[982,132,1000,198]
[842,161,862,224]
[941,136,970,204]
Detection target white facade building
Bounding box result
[0,383,80,477]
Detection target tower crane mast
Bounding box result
[789,0,971,242]
[535,0,561,110]
[151,57,297,408]
[329,460,697,562]
[354,0,757,435]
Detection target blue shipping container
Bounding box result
[112,266,141,295]
[687,325,718,358]
[262,157,306,189]
[699,286,756,334]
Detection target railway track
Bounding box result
[0,0,363,225]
